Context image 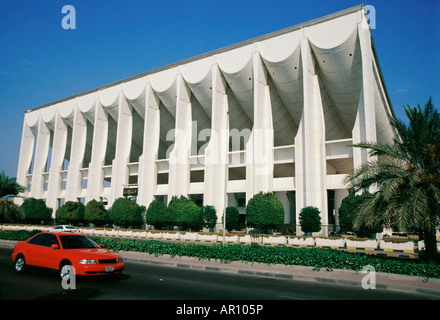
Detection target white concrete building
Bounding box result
[16,5,395,235]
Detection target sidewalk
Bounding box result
[2,239,440,298]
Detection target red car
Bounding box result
[11,232,124,280]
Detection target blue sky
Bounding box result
[0,0,438,178]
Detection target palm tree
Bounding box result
[0,170,25,199]
[0,199,25,223]
[346,98,440,261]
[0,171,26,223]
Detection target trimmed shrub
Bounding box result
[110,197,144,228]
[223,206,240,231]
[246,192,284,234]
[56,201,85,224]
[146,199,169,230]
[168,195,202,231]
[299,206,321,235]
[21,198,53,223]
[200,205,217,230]
[84,199,108,226]
[134,205,146,227]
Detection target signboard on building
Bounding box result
[123,188,138,197]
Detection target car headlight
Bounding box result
[117,258,124,263]
[79,259,97,264]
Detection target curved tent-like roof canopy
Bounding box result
[24,4,393,146]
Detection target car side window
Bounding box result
[28,234,48,246]
[45,234,59,247]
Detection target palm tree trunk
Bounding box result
[422,229,439,261]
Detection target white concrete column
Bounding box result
[28,117,51,200]
[295,38,328,235]
[65,106,87,202]
[252,52,274,194]
[87,101,108,202]
[16,117,36,204]
[138,84,161,207]
[110,93,133,203]
[46,112,68,209]
[168,74,192,198]
[245,134,255,203]
[353,21,377,170]
[204,65,229,227]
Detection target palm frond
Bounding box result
[346,157,407,192]
[351,142,410,163]
[0,171,25,198]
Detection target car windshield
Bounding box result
[59,235,100,249]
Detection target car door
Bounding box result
[25,233,49,267]
[41,234,62,270]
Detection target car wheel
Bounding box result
[15,255,26,274]
[59,261,74,282]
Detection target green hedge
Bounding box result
[92,236,440,279]
[0,229,42,241]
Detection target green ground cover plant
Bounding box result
[1,229,439,279]
[0,229,41,241]
[91,236,440,279]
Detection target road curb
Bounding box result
[118,250,440,298]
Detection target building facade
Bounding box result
[16,5,395,235]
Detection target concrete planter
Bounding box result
[162,232,180,240]
[315,238,346,248]
[119,230,133,238]
[223,235,239,243]
[346,239,378,250]
[136,231,148,238]
[105,229,117,237]
[198,234,218,242]
[379,240,415,252]
[147,232,163,239]
[263,236,287,245]
[417,240,440,251]
[288,237,315,247]
[238,235,253,244]
[180,232,199,241]
[89,229,104,236]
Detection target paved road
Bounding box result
[0,247,436,302]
